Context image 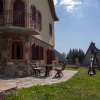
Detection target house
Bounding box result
[83,42,100,66]
[54,49,68,65]
[0,0,59,76]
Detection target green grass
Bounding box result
[5,67,100,100]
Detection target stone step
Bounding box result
[0,80,17,100]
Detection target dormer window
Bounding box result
[49,23,52,36]
[31,5,36,21]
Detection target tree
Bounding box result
[66,48,85,64]
[62,52,66,58]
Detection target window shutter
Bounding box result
[36,45,40,60]
[42,47,44,60]
[53,51,55,61]
[40,46,42,60]
[39,45,41,60]
[40,47,44,60]
[12,42,15,59]
[50,50,52,64]
[47,49,50,64]
[32,44,36,60]
[52,50,53,61]
[32,7,35,21]
[21,44,23,59]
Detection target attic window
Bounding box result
[91,50,94,54]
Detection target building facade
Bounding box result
[83,42,100,66]
[0,0,59,76]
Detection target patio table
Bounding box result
[43,65,52,76]
[33,67,43,76]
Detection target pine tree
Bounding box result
[66,48,85,64]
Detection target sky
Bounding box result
[53,0,100,55]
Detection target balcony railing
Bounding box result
[0,10,42,34]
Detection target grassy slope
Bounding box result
[5,67,100,100]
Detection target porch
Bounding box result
[0,70,78,99]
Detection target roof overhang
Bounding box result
[48,0,59,21]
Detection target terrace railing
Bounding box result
[0,10,42,32]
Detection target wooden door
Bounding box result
[0,0,3,15]
[13,0,25,26]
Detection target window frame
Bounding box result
[49,23,52,36]
[91,50,94,54]
[0,0,5,16]
[9,39,25,61]
[30,43,44,62]
[37,10,42,29]
[46,48,54,64]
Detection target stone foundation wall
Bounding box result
[0,33,54,76]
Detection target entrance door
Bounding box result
[0,0,3,15]
[13,0,25,26]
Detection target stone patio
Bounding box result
[0,70,78,100]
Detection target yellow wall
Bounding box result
[5,0,55,47]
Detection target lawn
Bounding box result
[5,67,100,100]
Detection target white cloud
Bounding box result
[66,5,74,12]
[60,0,81,12]
[53,0,57,5]
[60,0,81,5]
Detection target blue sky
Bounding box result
[53,0,100,55]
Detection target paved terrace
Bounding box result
[0,70,78,100]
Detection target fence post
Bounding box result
[56,57,59,66]
[76,58,78,67]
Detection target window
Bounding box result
[40,47,44,60]
[32,43,36,60]
[31,5,36,21]
[37,11,41,27]
[30,43,44,62]
[46,49,55,64]
[49,23,52,36]
[12,42,23,59]
[0,0,3,15]
[36,45,41,60]
[52,50,55,61]
[13,0,25,26]
[91,50,94,54]
[9,39,25,61]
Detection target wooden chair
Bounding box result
[54,63,66,77]
[30,62,44,76]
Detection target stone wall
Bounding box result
[0,33,54,76]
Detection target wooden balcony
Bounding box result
[0,10,42,35]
